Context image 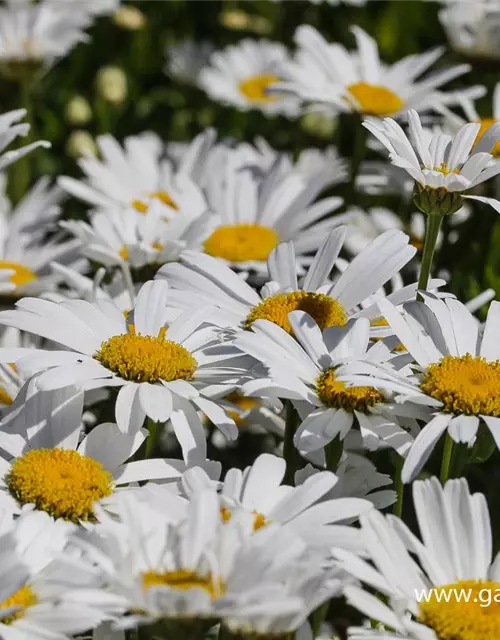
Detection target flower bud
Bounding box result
[96,66,128,105]
[66,130,97,159]
[65,95,92,125]
[113,6,146,31]
[413,183,465,217]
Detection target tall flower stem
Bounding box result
[325,438,343,472]
[345,116,367,207]
[144,418,161,459]
[440,434,454,485]
[417,213,443,293]
[392,454,404,518]
[11,79,34,205]
[283,400,302,486]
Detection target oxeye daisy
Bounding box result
[58,133,209,217]
[235,313,415,458]
[165,39,214,85]
[193,152,349,276]
[364,109,500,216]
[0,507,113,639]
[157,227,417,336]
[214,453,371,551]
[0,280,250,445]
[337,293,500,482]
[439,1,500,62]
[198,39,300,117]
[336,477,500,640]
[0,382,188,522]
[0,176,83,299]
[275,25,471,118]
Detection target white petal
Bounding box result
[115,383,146,434]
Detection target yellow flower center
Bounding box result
[316,368,384,412]
[0,585,38,624]
[94,325,197,384]
[225,391,259,426]
[0,386,13,406]
[119,245,128,260]
[0,261,37,288]
[6,448,113,522]
[220,506,269,532]
[132,191,178,214]
[419,580,500,640]
[421,354,500,416]
[475,118,500,157]
[346,82,404,116]
[245,291,347,334]
[239,73,280,103]
[434,162,461,176]
[204,224,279,263]
[142,569,225,598]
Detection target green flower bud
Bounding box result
[413,182,465,217]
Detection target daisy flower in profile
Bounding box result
[0,280,248,441]
[336,477,500,640]
[339,294,500,482]
[276,25,471,118]
[235,313,414,458]
[60,200,218,273]
[365,109,500,216]
[0,109,49,170]
[0,381,189,522]
[199,39,300,117]
[0,507,113,639]
[216,453,371,550]
[58,133,208,217]
[158,227,416,334]
[0,177,83,298]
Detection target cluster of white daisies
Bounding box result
[2,1,500,640]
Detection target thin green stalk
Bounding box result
[11,79,34,205]
[417,214,443,294]
[283,400,302,485]
[392,455,404,518]
[325,438,343,472]
[144,418,161,459]
[310,601,329,638]
[345,115,367,207]
[440,434,454,485]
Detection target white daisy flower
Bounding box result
[0,0,91,73]
[439,0,500,61]
[338,293,500,482]
[0,280,250,447]
[165,39,214,85]
[0,380,191,522]
[235,312,415,459]
[211,391,285,442]
[82,487,345,636]
[47,0,121,17]
[0,176,83,298]
[157,227,417,334]
[0,109,49,171]
[199,39,300,117]
[58,133,208,217]
[364,109,500,215]
[336,476,500,640]
[60,200,218,273]
[0,506,115,639]
[275,25,471,118]
[215,453,371,551]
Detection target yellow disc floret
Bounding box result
[346,82,404,116]
[132,191,178,214]
[245,291,347,334]
[0,585,38,624]
[316,368,383,412]
[94,326,197,383]
[142,569,225,598]
[475,118,500,157]
[419,580,500,640]
[421,354,500,416]
[239,74,280,103]
[6,448,113,522]
[0,261,37,288]
[204,224,279,263]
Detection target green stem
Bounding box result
[325,438,343,472]
[310,601,329,638]
[345,115,367,207]
[440,434,454,485]
[417,214,443,294]
[392,455,404,518]
[10,79,34,205]
[283,400,302,486]
[144,418,161,459]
